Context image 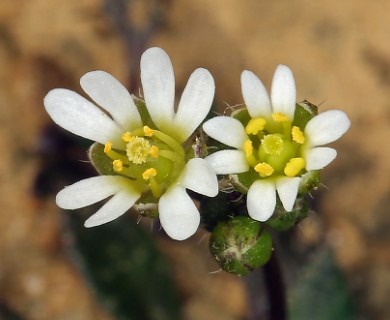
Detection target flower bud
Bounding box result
[209,216,272,276]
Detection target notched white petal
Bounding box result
[305,147,337,170]
[305,110,351,147]
[80,71,142,131]
[56,176,131,209]
[84,188,140,228]
[140,47,175,130]
[275,177,301,212]
[205,150,249,174]
[247,180,276,221]
[174,68,215,142]
[203,116,247,149]
[179,158,218,197]
[44,89,123,146]
[271,65,296,120]
[241,70,272,118]
[159,186,200,240]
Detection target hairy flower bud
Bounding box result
[209,216,272,276]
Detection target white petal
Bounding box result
[270,65,296,120]
[179,158,218,197]
[305,147,337,170]
[247,180,276,221]
[205,150,249,174]
[140,47,175,131]
[304,110,351,147]
[84,188,141,227]
[203,116,247,149]
[159,186,200,240]
[80,71,142,131]
[56,176,133,209]
[173,68,215,142]
[241,70,272,118]
[44,89,123,146]
[275,177,301,212]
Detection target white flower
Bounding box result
[44,47,218,240]
[203,65,350,222]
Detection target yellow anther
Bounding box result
[284,157,306,177]
[104,141,113,154]
[291,126,305,144]
[142,168,157,180]
[272,112,289,122]
[113,159,123,172]
[243,140,253,157]
[122,132,133,142]
[245,118,267,135]
[149,145,159,158]
[143,126,154,137]
[254,162,274,177]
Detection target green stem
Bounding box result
[263,250,287,320]
[244,248,286,320]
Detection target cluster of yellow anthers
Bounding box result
[243,112,306,180]
[103,125,185,199]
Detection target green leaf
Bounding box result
[68,211,181,320]
[288,247,357,320]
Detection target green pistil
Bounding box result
[261,134,284,155]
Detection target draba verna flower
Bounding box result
[203,65,350,222]
[44,47,218,240]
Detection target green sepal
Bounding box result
[88,142,117,176]
[231,107,251,126]
[266,197,309,231]
[292,100,318,129]
[299,170,321,194]
[233,170,255,192]
[209,216,273,276]
[134,98,155,128]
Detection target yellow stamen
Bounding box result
[291,126,305,144]
[149,145,159,158]
[122,131,133,142]
[245,118,267,135]
[142,168,157,180]
[284,157,306,177]
[254,162,274,177]
[113,159,123,172]
[272,112,289,122]
[243,140,253,157]
[104,141,113,154]
[143,126,154,137]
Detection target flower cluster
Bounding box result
[44,47,350,246]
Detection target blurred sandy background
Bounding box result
[1,0,390,319]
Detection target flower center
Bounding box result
[261,134,284,155]
[104,126,185,198]
[243,113,306,179]
[126,137,152,164]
